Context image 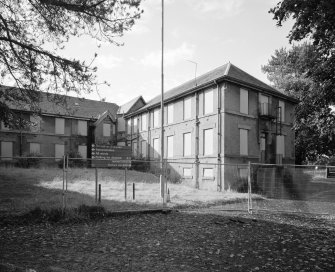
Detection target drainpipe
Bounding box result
[214,80,222,191]
[195,92,200,189]
[147,110,151,160]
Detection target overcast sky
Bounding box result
[64,0,293,106]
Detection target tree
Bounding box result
[262,43,335,163]
[0,0,142,125]
[264,0,335,163]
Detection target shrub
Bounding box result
[16,152,42,168]
[58,150,86,168]
[130,156,150,172]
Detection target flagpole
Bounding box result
[160,0,164,170]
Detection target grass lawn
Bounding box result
[0,167,249,214]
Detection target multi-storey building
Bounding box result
[124,63,298,190]
[0,90,119,161]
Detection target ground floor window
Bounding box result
[1,141,13,160]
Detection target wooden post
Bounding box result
[248,161,252,214]
[124,168,127,200]
[95,168,98,203]
[62,155,65,214]
[65,155,69,191]
[98,184,101,204]
[133,183,135,200]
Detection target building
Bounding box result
[0,89,119,161]
[124,63,298,190]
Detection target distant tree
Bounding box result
[0,0,142,125]
[265,0,335,163]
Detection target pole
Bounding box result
[160,0,164,169]
[133,183,135,200]
[98,184,101,204]
[248,161,253,214]
[65,155,68,209]
[95,168,98,203]
[62,155,65,214]
[124,168,127,200]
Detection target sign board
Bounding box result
[91,144,131,168]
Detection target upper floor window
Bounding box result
[278,100,285,122]
[127,119,131,134]
[133,117,138,132]
[55,118,65,135]
[184,96,192,120]
[203,128,214,155]
[167,103,174,124]
[141,113,147,131]
[259,94,270,115]
[204,90,213,115]
[167,135,174,158]
[30,115,41,132]
[78,120,87,136]
[103,123,111,137]
[240,89,248,114]
[153,108,160,128]
[183,132,192,156]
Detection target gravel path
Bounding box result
[0,210,334,272]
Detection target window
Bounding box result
[203,128,213,155]
[240,129,248,156]
[260,136,266,151]
[183,168,192,177]
[203,168,214,178]
[78,120,87,136]
[30,143,40,154]
[55,118,65,135]
[30,115,41,132]
[167,135,174,158]
[239,168,248,179]
[276,135,285,157]
[55,144,65,160]
[204,90,213,115]
[240,89,248,114]
[153,109,160,128]
[141,140,147,157]
[278,100,285,122]
[167,104,174,124]
[132,141,138,156]
[183,96,192,120]
[118,118,125,132]
[153,138,159,158]
[133,117,138,132]
[78,145,87,159]
[183,132,192,156]
[103,123,111,137]
[1,141,13,160]
[127,119,131,134]
[141,114,147,131]
[0,121,9,130]
[259,95,270,115]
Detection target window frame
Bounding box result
[240,88,249,115]
[239,129,248,156]
[183,132,192,157]
[204,89,214,115]
[203,128,214,155]
[183,96,192,120]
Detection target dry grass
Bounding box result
[0,167,249,213]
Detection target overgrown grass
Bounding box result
[0,167,249,215]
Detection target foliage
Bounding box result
[16,152,42,168]
[58,150,86,168]
[0,0,143,126]
[265,0,335,163]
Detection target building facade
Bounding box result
[0,92,119,161]
[124,63,298,190]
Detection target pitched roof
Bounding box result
[126,63,298,116]
[1,86,119,119]
[117,96,145,115]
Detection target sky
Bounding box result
[64,0,294,106]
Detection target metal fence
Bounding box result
[1,156,334,216]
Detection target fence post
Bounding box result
[98,184,101,204]
[95,168,98,203]
[132,183,135,200]
[248,161,252,214]
[66,155,69,191]
[62,155,65,214]
[124,168,127,200]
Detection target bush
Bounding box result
[16,152,42,168]
[130,156,150,172]
[58,150,85,168]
